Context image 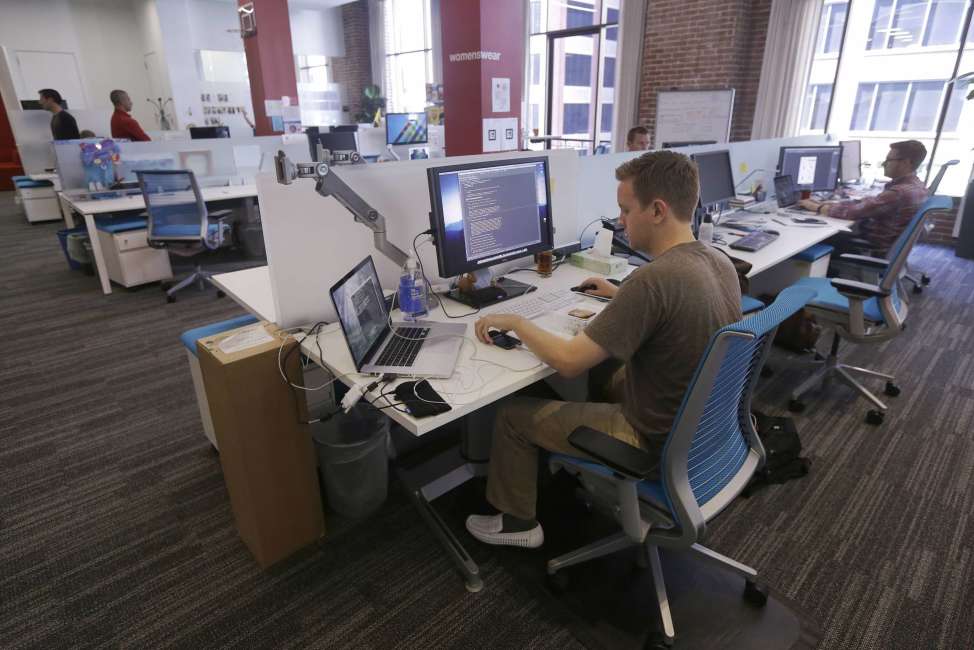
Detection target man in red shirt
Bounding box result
[109,90,151,141]
[799,140,928,255]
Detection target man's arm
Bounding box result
[474,314,609,378]
[127,115,151,142]
[800,189,900,222]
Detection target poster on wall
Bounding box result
[482,117,517,152]
[491,78,510,113]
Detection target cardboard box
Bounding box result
[198,321,324,568]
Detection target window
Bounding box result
[383,0,433,113]
[868,0,972,49]
[903,81,943,129]
[296,55,329,85]
[942,79,969,130]
[603,57,615,87]
[567,1,597,28]
[564,54,592,86]
[532,54,541,85]
[819,3,848,53]
[848,80,962,132]
[563,104,589,134]
[600,103,613,133]
[802,84,833,130]
[197,50,248,84]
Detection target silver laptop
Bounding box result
[329,256,466,378]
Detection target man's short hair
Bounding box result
[109,90,127,106]
[615,151,699,221]
[626,125,649,144]
[38,88,63,104]
[890,140,927,171]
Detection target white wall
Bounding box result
[134,0,175,129]
[290,7,346,58]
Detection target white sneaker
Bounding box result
[465,513,544,548]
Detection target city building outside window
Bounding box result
[383,0,433,113]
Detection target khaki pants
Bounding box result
[485,365,662,520]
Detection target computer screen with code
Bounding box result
[427,157,554,278]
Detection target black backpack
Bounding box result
[741,412,810,497]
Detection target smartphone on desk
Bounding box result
[488,330,522,350]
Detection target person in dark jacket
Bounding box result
[38,89,80,140]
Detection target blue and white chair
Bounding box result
[902,159,958,293]
[547,286,817,646]
[137,169,232,302]
[788,195,951,424]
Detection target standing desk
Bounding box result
[59,184,258,295]
[210,266,276,323]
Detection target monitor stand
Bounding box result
[445,276,534,309]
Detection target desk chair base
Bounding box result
[788,332,900,424]
[164,264,220,302]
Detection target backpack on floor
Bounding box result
[741,411,810,497]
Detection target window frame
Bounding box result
[383,0,434,114]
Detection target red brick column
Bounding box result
[238,0,299,135]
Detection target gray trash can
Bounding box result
[312,404,390,518]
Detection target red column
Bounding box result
[440,0,525,156]
[239,0,299,136]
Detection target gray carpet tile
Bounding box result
[1,191,973,648]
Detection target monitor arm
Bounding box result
[274,150,410,267]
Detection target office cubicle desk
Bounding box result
[60,184,258,295]
[211,266,276,323]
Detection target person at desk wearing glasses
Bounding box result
[797,140,928,255]
[110,90,151,141]
[465,151,742,548]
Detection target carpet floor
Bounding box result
[1,192,973,649]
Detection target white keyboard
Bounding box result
[486,290,582,320]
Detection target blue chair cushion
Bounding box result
[12,175,30,183]
[549,453,672,514]
[180,314,260,356]
[96,217,148,233]
[14,178,53,189]
[792,243,834,263]
[794,276,891,323]
[741,295,765,315]
[152,222,221,239]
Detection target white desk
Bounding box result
[59,184,258,295]
[211,266,276,323]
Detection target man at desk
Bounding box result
[465,151,742,548]
[38,89,80,141]
[110,90,151,141]
[798,140,928,255]
[626,126,650,152]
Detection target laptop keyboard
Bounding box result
[375,327,429,367]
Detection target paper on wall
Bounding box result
[491,77,510,113]
[264,100,283,117]
[482,117,518,153]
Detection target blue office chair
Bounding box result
[788,195,951,424]
[902,159,958,293]
[546,286,817,646]
[137,170,231,302]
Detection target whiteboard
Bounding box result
[655,89,734,149]
[13,50,87,108]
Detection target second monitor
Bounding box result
[692,149,736,208]
[778,146,841,192]
[387,112,428,145]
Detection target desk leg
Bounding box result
[83,213,112,295]
[60,194,75,228]
[406,483,484,593]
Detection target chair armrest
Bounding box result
[830,278,890,299]
[837,253,888,270]
[568,426,657,480]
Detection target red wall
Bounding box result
[0,99,24,191]
[440,0,524,155]
[239,0,299,135]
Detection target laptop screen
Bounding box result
[774,175,798,208]
[330,257,389,369]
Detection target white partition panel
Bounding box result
[261,149,579,329]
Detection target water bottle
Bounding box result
[698,213,714,244]
[398,255,428,321]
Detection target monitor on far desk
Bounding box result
[427,156,554,307]
[189,126,230,139]
[387,112,428,145]
[778,146,841,192]
[693,149,736,209]
[840,140,861,184]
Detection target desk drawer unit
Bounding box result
[15,184,61,223]
[96,227,172,288]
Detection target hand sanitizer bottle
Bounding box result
[399,255,428,321]
[698,213,714,244]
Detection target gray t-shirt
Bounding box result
[585,241,742,440]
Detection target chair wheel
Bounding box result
[921,274,931,286]
[160,282,172,291]
[788,399,805,413]
[866,410,885,425]
[216,290,225,299]
[643,634,674,649]
[546,571,570,595]
[912,284,923,295]
[884,382,901,397]
[743,579,769,607]
[760,366,774,378]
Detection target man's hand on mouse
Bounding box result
[475,314,525,344]
[577,277,618,299]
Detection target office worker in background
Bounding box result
[799,140,928,255]
[38,89,80,141]
[626,125,650,151]
[465,151,742,548]
[79,130,96,138]
[110,90,151,141]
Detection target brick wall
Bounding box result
[636,0,772,143]
[926,206,959,246]
[331,0,372,119]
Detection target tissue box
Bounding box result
[569,250,628,275]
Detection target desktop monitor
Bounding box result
[777,146,841,192]
[692,150,736,208]
[840,140,861,183]
[386,112,428,145]
[319,131,358,153]
[662,140,717,149]
[189,126,230,139]
[330,125,359,133]
[427,156,554,278]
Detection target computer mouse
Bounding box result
[571,282,598,292]
[607,278,622,287]
[763,229,780,236]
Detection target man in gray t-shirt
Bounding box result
[466,151,742,549]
